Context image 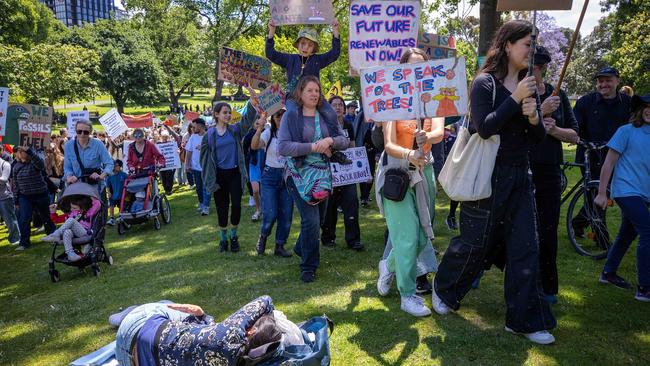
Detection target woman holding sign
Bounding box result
[432,20,557,344]
[375,48,444,317]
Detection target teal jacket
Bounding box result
[200,101,256,194]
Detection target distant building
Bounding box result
[40,0,116,27]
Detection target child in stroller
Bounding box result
[43,193,101,261]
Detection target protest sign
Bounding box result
[270,0,334,25]
[218,48,272,90]
[121,112,153,128]
[348,0,421,76]
[99,108,129,139]
[183,111,200,122]
[331,147,371,187]
[67,110,89,139]
[251,83,285,116]
[2,104,52,149]
[418,33,457,60]
[0,87,9,137]
[326,81,343,100]
[156,141,181,171]
[360,57,469,122]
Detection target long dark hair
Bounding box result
[291,75,323,109]
[248,315,282,351]
[270,109,284,138]
[480,20,533,81]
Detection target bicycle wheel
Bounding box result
[565,181,621,259]
[560,169,568,194]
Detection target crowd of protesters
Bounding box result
[2,19,649,352]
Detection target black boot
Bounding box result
[274,243,292,258]
[256,235,268,255]
[230,236,240,253]
[219,240,228,253]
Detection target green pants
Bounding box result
[383,165,437,297]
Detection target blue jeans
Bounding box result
[260,167,294,244]
[603,196,650,287]
[0,198,20,243]
[187,169,195,186]
[192,169,210,208]
[115,303,187,366]
[17,192,55,247]
[287,177,327,273]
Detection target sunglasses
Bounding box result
[76,130,91,135]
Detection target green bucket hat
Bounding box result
[294,28,320,53]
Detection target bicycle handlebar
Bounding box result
[577,140,607,151]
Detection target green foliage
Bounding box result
[0,43,99,106]
[0,0,67,49]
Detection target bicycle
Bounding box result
[560,141,621,259]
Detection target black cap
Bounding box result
[594,67,620,79]
[114,159,123,167]
[631,94,650,112]
[533,46,551,66]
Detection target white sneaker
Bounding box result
[66,251,83,262]
[10,240,21,246]
[201,207,209,216]
[505,326,555,345]
[400,295,431,317]
[431,290,451,315]
[377,259,394,296]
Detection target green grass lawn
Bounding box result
[1,151,648,365]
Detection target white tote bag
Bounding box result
[438,74,500,201]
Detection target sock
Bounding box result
[220,230,228,241]
[230,227,238,239]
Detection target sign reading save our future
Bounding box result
[348,0,421,76]
[218,48,272,90]
[360,57,469,122]
[270,0,334,25]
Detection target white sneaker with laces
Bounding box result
[400,295,431,317]
[505,326,555,345]
[377,259,394,296]
[66,250,83,262]
[431,289,451,315]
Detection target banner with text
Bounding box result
[348,0,420,76]
[155,141,181,171]
[252,82,285,116]
[67,110,90,139]
[100,108,129,139]
[121,112,153,128]
[360,57,469,122]
[418,33,457,60]
[2,104,52,149]
[270,0,334,25]
[0,87,8,137]
[331,147,371,187]
[218,48,272,90]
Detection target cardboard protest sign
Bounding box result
[331,147,372,187]
[360,57,469,122]
[218,48,272,90]
[348,0,421,76]
[1,104,53,149]
[121,112,153,128]
[99,108,129,139]
[251,83,285,116]
[0,87,9,137]
[67,110,90,139]
[418,33,457,60]
[156,141,181,171]
[270,0,334,25]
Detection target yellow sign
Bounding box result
[326,81,343,101]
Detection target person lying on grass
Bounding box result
[111,295,304,366]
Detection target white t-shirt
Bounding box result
[184,133,204,171]
[261,127,285,168]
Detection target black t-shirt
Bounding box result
[340,120,355,145]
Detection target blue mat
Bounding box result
[69,341,116,366]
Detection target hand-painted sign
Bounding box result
[100,109,129,139]
[331,147,371,187]
[0,87,9,137]
[270,0,335,25]
[251,83,285,116]
[218,48,272,90]
[3,104,53,149]
[67,110,90,139]
[418,33,457,60]
[360,57,469,122]
[348,0,421,76]
[156,141,181,171]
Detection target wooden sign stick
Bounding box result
[553,0,590,95]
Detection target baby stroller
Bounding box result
[116,169,171,234]
[48,182,112,282]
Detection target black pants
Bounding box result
[321,184,361,246]
[434,163,556,333]
[359,147,377,201]
[160,170,175,194]
[531,164,562,295]
[213,168,242,228]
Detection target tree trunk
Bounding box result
[169,81,178,110]
[478,0,501,60]
[213,52,224,102]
